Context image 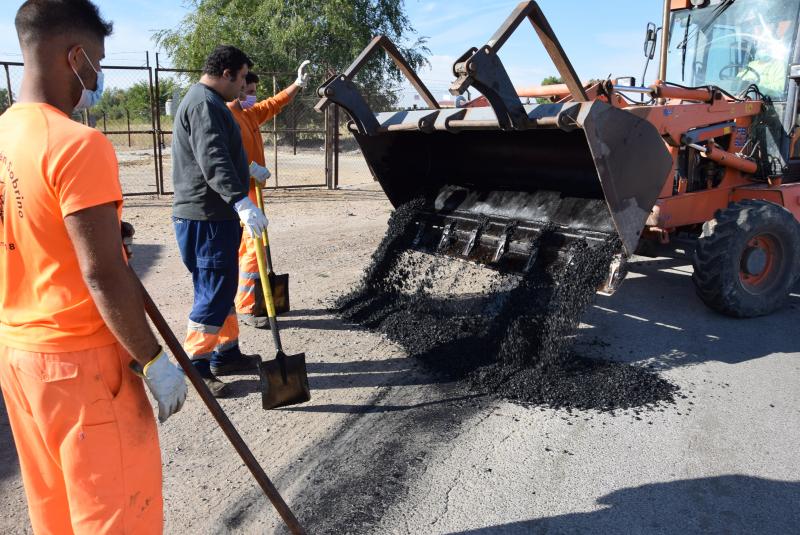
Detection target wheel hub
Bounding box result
[739,234,779,290]
[741,246,768,276]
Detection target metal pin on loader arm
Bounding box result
[315,35,439,135]
[449,1,588,130]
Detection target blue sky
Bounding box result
[1,1,666,98]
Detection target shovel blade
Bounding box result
[259,352,310,410]
[269,272,290,315]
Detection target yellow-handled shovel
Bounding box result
[252,202,310,410]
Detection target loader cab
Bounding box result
[666,0,800,177]
[666,0,799,99]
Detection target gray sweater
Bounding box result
[171,83,249,220]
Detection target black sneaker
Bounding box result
[193,359,230,398]
[210,353,261,376]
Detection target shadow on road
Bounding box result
[220,357,443,398]
[282,394,484,414]
[129,243,164,280]
[447,475,800,535]
[578,257,800,370]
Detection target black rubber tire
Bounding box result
[692,199,800,318]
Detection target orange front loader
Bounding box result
[316,0,800,317]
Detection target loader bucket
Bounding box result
[316,2,673,278]
[350,101,673,265]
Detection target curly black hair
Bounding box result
[16,0,113,45]
[203,45,253,78]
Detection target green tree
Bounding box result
[541,76,564,86]
[0,89,10,115]
[95,79,185,124]
[535,76,564,104]
[153,0,429,105]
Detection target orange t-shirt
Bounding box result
[227,89,291,168]
[0,102,123,352]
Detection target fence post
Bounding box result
[272,74,279,188]
[126,108,131,147]
[324,104,331,189]
[102,111,107,133]
[3,64,13,107]
[292,102,297,156]
[333,105,340,190]
[146,52,161,195]
[154,53,165,195]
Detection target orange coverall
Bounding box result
[0,103,162,534]
[228,89,291,315]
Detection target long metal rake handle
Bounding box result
[136,276,306,535]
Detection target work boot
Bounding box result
[192,358,230,398]
[210,345,261,376]
[238,282,269,328]
[238,313,269,329]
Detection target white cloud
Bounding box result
[421,2,439,14]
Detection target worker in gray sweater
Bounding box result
[171,45,268,397]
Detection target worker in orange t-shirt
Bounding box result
[228,62,310,328]
[0,1,186,533]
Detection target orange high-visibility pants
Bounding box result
[184,309,240,360]
[234,232,261,315]
[235,185,264,315]
[0,343,163,535]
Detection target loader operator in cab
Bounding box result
[669,0,799,99]
[0,1,187,533]
[228,62,310,328]
[738,13,795,96]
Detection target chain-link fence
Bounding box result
[152,56,337,193]
[1,55,355,197]
[332,90,418,189]
[93,62,159,197]
[2,55,161,197]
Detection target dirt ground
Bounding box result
[1,177,799,534]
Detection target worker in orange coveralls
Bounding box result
[229,61,311,328]
[0,1,187,533]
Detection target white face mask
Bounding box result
[70,48,104,111]
[240,94,257,109]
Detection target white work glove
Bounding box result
[294,60,311,88]
[141,350,187,423]
[249,161,271,185]
[234,196,269,238]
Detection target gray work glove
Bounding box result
[141,350,188,423]
[249,161,271,185]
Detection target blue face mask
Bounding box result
[70,48,104,111]
[240,94,257,110]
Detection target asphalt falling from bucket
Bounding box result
[335,201,676,411]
